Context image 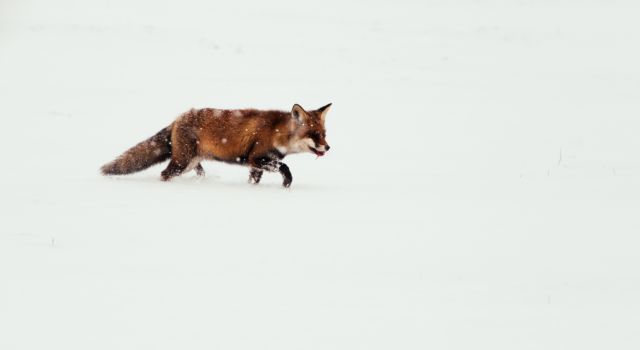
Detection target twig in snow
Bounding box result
[557,148,563,166]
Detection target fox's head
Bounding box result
[290,103,332,156]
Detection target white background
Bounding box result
[1,0,640,349]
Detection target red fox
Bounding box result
[101,103,331,187]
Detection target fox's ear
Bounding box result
[291,104,309,123]
[318,103,332,122]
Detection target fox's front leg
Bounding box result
[278,163,292,188]
[250,157,292,188]
[248,168,263,184]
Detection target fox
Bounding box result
[100,103,332,187]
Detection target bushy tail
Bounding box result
[101,125,173,175]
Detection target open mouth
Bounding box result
[308,146,325,157]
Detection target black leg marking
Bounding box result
[195,163,205,177]
[161,160,187,181]
[249,168,263,184]
[250,156,292,188]
[279,163,292,188]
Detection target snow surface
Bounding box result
[2,0,640,349]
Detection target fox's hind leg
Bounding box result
[161,160,188,181]
[161,125,199,181]
[161,160,202,180]
[195,163,205,177]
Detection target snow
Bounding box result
[1,0,640,349]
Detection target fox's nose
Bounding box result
[325,145,331,151]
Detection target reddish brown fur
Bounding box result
[101,104,331,187]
